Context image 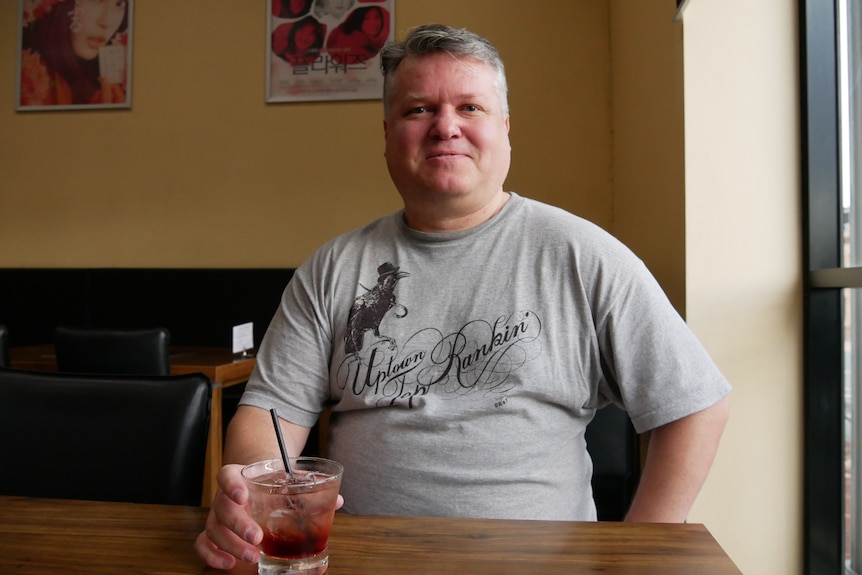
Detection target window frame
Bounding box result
[801,0,850,573]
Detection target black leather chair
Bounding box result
[54,326,171,375]
[0,367,212,506]
[0,324,8,367]
[585,404,641,521]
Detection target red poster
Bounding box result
[267,0,394,103]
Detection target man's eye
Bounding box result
[409,107,426,115]
[463,104,481,112]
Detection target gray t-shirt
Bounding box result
[242,193,731,520]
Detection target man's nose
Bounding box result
[429,109,461,139]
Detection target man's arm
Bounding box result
[624,395,730,522]
[223,404,312,465]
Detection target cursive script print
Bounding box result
[337,310,543,408]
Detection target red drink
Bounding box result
[261,526,330,559]
[243,458,343,574]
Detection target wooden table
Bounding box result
[8,344,257,506]
[0,496,741,574]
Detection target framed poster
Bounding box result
[16,0,133,111]
[267,0,394,103]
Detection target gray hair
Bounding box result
[380,24,509,118]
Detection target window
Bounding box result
[803,1,862,573]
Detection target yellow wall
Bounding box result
[609,1,686,311]
[683,1,802,573]
[0,1,618,270]
[0,1,802,573]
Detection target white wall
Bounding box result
[683,1,803,573]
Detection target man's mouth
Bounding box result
[428,152,465,159]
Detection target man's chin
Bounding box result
[403,187,470,202]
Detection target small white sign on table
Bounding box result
[232,322,254,356]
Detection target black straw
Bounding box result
[270,408,296,479]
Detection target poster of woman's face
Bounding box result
[17,0,133,111]
[267,0,394,103]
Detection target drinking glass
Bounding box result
[242,457,343,575]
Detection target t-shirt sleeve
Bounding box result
[589,247,731,433]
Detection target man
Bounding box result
[196,24,730,570]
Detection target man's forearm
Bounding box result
[223,404,312,465]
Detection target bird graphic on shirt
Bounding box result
[345,262,409,354]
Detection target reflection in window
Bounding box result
[840,0,861,570]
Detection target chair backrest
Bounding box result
[0,367,212,506]
[55,326,171,375]
[0,324,8,367]
[585,404,641,521]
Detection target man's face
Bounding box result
[383,53,511,217]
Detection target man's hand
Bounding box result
[194,464,262,569]
[194,406,343,569]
